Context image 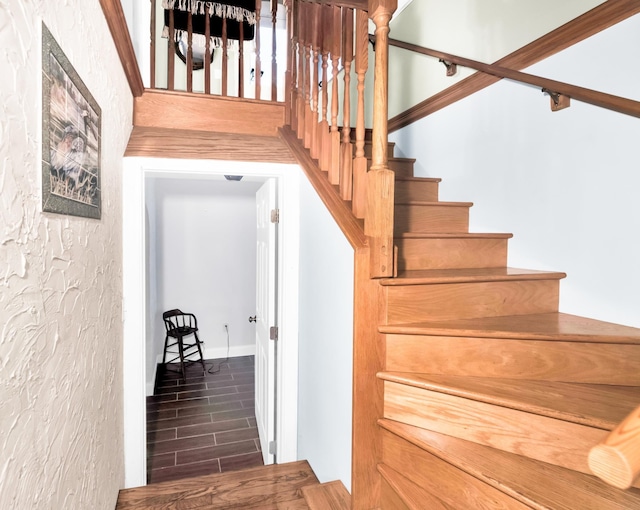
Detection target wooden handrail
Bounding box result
[99,0,144,97]
[387,0,640,132]
[589,404,640,489]
[383,36,640,119]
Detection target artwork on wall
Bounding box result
[42,22,101,219]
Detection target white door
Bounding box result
[255,178,277,464]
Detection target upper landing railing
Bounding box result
[150,0,285,100]
[147,0,397,278]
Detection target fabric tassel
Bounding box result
[162,0,256,25]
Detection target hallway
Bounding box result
[146,356,263,484]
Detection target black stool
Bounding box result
[162,309,206,381]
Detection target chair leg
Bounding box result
[162,335,170,364]
[194,331,206,374]
[176,334,186,382]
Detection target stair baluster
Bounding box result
[310,4,322,160]
[340,7,354,199]
[352,9,368,219]
[318,5,331,173]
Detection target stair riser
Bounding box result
[383,381,603,476]
[385,335,640,385]
[394,181,439,202]
[386,280,560,324]
[395,237,508,271]
[364,142,395,158]
[381,479,412,510]
[382,430,528,510]
[394,204,470,234]
[369,159,415,178]
[379,464,455,510]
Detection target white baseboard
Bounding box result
[204,344,255,360]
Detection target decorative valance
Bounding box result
[162,0,257,48]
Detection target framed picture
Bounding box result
[42,23,101,219]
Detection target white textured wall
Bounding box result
[297,174,354,491]
[0,1,132,509]
[390,14,640,329]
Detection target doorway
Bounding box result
[122,157,301,488]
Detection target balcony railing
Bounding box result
[150,0,286,100]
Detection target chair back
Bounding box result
[163,309,198,335]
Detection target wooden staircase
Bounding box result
[115,461,350,509]
[282,124,640,507]
[377,142,640,507]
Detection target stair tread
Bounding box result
[302,480,350,509]
[378,372,640,429]
[395,232,512,239]
[379,419,640,509]
[395,200,473,207]
[365,155,416,163]
[395,176,442,183]
[381,267,567,286]
[380,312,640,343]
[378,464,455,510]
[115,461,318,509]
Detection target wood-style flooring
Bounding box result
[116,461,322,509]
[146,355,264,484]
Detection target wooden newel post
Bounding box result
[589,403,640,489]
[366,0,396,278]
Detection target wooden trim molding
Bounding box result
[388,0,640,132]
[99,0,145,97]
[125,126,297,163]
[279,126,368,248]
[134,89,286,136]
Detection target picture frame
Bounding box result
[42,22,101,219]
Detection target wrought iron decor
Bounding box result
[42,23,101,219]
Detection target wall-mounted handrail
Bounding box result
[589,404,640,490]
[383,36,640,120]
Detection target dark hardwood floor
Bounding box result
[146,355,264,484]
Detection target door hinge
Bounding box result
[270,209,280,223]
[270,326,278,341]
[268,440,277,454]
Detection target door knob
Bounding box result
[248,316,257,323]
